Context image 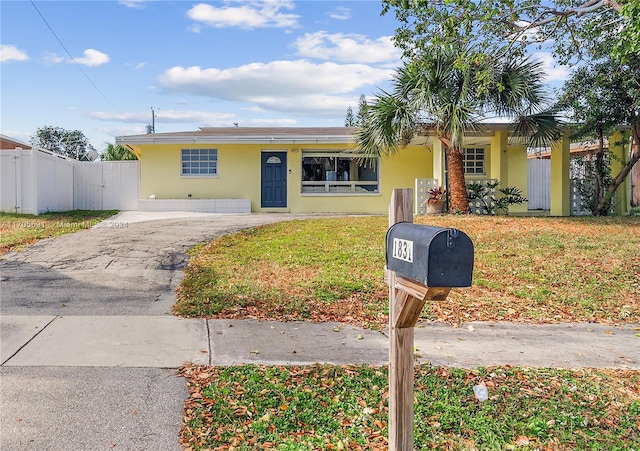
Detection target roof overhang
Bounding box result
[1,134,32,150]
[116,127,360,146]
[117,135,358,146]
[116,124,522,148]
[408,123,518,147]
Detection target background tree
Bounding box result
[556,55,640,216]
[355,46,560,212]
[380,0,638,214]
[355,94,369,126]
[382,0,637,65]
[344,106,356,127]
[345,94,370,127]
[100,143,138,161]
[30,126,96,161]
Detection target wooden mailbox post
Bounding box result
[386,188,474,450]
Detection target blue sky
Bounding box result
[1,0,570,152]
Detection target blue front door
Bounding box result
[261,152,287,208]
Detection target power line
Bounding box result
[29,0,121,113]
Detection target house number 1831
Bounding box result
[392,238,413,263]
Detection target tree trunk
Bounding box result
[447,146,471,213]
[596,124,640,215]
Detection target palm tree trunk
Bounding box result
[447,146,471,213]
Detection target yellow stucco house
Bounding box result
[115,126,633,216]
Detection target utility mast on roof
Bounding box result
[146,107,156,134]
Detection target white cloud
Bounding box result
[188,24,202,34]
[46,49,110,66]
[292,32,401,64]
[1,130,31,143]
[328,6,351,20]
[90,109,237,125]
[187,1,300,30]
[157,60,393,117]
[237,118,298,126]
[119,1,147,9]
[249,93,363,117]
[43,52,65,65]
[159,60,391,97]
[126,62,146,70]
[534,52,571,84]
[512,20,540,42]
[74,49,110,67]
[1,45,29,62]
[98,125,147,140]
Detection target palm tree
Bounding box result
[100,143,138,161]
[355,46,561,212]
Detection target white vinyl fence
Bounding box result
[527,157,615,215]
[1,147,138,215]
[1,148,75,214]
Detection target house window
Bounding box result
[301,151,379,194]
[463,148,485,175]
[181,149,217,176]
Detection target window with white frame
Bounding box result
[301,151,379,194]
[181,149,217,176]
[463,147,485,175]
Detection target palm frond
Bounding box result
[353,89,419,161]
[511,111,565,149]
[490,58,549,118]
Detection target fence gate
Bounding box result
[74,163,104,210]
[528,159,551,210]
[74,161,139,211]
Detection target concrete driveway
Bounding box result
[0,212,312,451]
[1,212,308,316]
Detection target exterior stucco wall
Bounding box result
[140,143,267,212]
[506,144,529,214]
[137,142,433,214]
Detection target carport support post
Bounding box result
[388,188,415,450]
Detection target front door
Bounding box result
[261,152,287,208]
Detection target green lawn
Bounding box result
[175,215,640,327]
[176,215,640,450]
[0,210,118,255]
[4,211,637,449]
[180,364,640,450]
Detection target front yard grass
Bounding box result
[174,215,639,450]
[175,215,640,327]
[180,363,640,450]
[0,210,118,255]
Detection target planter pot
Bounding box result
[426,200,446,214]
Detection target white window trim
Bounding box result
[463,147,486,176]
[301,149,380,195]
[180,148,219,178]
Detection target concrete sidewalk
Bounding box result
[3,315,638,369]
[2,315,638,451]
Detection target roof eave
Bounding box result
[116,135,357,146]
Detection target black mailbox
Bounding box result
[386,222,474,287]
